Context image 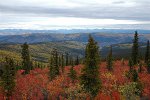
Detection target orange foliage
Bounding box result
[0,61,150,99]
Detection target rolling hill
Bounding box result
[0,41,85,62]
[0,30,149,62]
[0,33,150,47]
[0,41,147,62]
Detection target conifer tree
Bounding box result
[21,42,31,74]
[68,60,77,83]
[53,48,59,75]
[1,57,16,99]
[49,55,55,80]
[58,56,61,67]
[80,35,101,97]
[66,53,69,66]
[128,58,139,82]
[49,48,59,80]
[138,61,142,73]
[128,58,134,72]
[30,61,33,70]
[132,69,138,82]
[61,54,64,73]
[106,46,113,71]
[75,56,79,65]
[131,31,139,65]
[145,40,150,64]
[69,56,72,65]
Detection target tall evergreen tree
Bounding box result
[1,57,16,99]
[145,40,150,64]
[128,58,139,82]
[138,61,142,73]
[68,65,77,83]
[65,53,69,66]
[49,55,55,80]
[58,56,61,67]
[68,59,77,83]
[69,56,73,66]
[61,54,65,73]
[75,56,79,65]
[106,46,113,71]
[80,35,101,97]
[49,48,59,80]
[30,61,33,70]
[128,58,134,72]
[21,42,31,74]
[53,48,59,75]
[132,69,138,82]
[131,31,139,65]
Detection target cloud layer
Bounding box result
[0,0,150,29]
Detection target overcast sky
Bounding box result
[0,0,150,29]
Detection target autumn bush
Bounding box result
[0,61,150,100]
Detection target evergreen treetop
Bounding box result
[131,31,139,65]
[80,34,101,97]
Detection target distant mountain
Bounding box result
[0,32,150,47]
[0,29,150,35]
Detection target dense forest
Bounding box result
[0,31,150,100]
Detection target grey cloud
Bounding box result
[0,3,150,21]
[0,0,150,30]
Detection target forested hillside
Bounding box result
[0,32,150,99]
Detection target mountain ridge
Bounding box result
[0,29,150,35]
[0,32,150,47]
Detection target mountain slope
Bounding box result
[0,41,147,62]
[1,33,150,47]
[0,41,85,62]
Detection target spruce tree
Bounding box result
[30,61,33,70]
[145,40,150,64]
[131,31,139,65]
[1,57,16,99]
[132,69,138,82]
[58,56,61,67]
[49,48,59,80]
[75,56,79,65]
[138,61,142,73]
[66,53,69,66]
[69,56,74,66]
[68,60,77,83]
[61,54,64,73]
[128,58,134,72]
[107,46,113,71]
[49,55,55,80]
[21,42,31,74]
[128,58,139,82]
[80,35,101,97]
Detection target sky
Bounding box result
[0,0,150,30]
